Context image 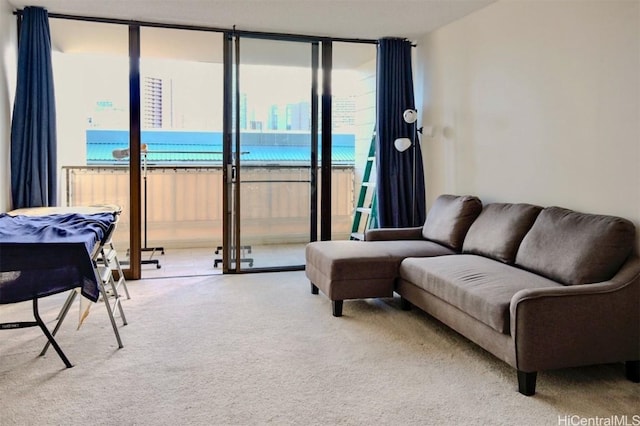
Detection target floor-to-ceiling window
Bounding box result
[47,13,377,277]
[50,18,133,270]
[332,42,377,239]
[139,27,224,276]
[226,36,319,271]
[223,37,377,272]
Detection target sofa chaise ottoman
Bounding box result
[305,195,481,316]
[305,240,456,316]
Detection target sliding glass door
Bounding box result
[225,35,319,272]
[222,36,377,273]
[139,27,224,277]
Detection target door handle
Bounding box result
[227,165,237,183]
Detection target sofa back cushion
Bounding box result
[422,194,483,251]
[515,206,635,285]
[462,203,542,264]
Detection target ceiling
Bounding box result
[8,0,494,41]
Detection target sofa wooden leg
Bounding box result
[310,283,319,295]
[332,300,343,317]
[400,297,412,311]
[517,370,537,396]
[625,360,640,382]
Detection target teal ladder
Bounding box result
[350,133,378,240]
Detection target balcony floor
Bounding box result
[137,244,307,279]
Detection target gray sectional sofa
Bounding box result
[304,194,640,395]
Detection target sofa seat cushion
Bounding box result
[399,255,561,334]
[462,203,542,264]
[515,207,636,285]
[306,240,455,281]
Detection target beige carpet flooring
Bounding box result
[1,271,638,425]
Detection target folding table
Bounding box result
[0,206,128,367]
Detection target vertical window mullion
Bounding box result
[128,24,142,278]
[320,40,332,241]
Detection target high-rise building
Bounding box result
[239,93,248,130]
[268,105,279,130]
[88,99,127,129]
[143,76,164,128]
[286,102,311,131]
[332,95,356,130]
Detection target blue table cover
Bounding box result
[0,212,116,304]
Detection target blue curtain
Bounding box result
[10,7,57,209]
[375,38,425,228]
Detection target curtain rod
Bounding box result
[13,9,383,45]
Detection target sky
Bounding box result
[54,52,367,132]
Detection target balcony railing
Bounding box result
[62,165,355,253]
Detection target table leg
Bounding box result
[40,290,76,356]
[33,298,73,368]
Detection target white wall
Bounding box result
[0,0,17,212]
[416,0,640,248]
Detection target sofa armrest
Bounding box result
[509,255,640,372]
[364,226,423,241]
